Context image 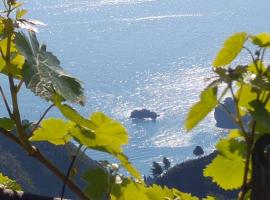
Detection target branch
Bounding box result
[30,104,54,136]
[31,148,89,200]
[61,145,82,199]
[239,121,256,200]
[0,128,21,146]
[229,84,247,137]
[0,85,12,118]
[16,80,24,93]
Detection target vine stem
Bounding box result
[61,145,83,200]
[229,84,247,137]
[29,104,55,137]
[239,121,256,200]
[0,85,12,118]
[1,10,90,200]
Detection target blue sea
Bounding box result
[0,0,269,175]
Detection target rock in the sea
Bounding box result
[130,109,160,120]
[193,146,204,157]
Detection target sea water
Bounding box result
[0,0,269,175]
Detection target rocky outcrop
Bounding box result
[130,109,160,120]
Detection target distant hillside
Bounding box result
[0,134,99,199]
[154,152,238,199]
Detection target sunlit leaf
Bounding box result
[213,32,247,67]
[29,118,73,145]
[16,9,27,20]
[251,32,270,48]
[185,86,218,131]
[70,112,141,179]
[116,154,141,179]
[0,118,15,131]
[202,196,217,200]
[0,172,21,191]
[71,112,128,153]
[83,167,110,200]
[237,84,257,116]
[110,179,148,200]
[14,31,85,105]
[228,129,244,139]
[0,52,25,79]
[204,138,247,190]
[13,2,24,9]
[204,154,244,190]
[56,103,96,130]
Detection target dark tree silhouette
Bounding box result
[151,162,163,178]
[193,146,204,157]
[162,157,171,170]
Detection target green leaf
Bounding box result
[0,118,15,131]
[216,138,246,158]
[82,168,110,200]
[111,179,198,200]
[204,154,245,190]
[71,112,128,154]
[16,9,27,20]
[228,129,244,139]
[29,118,73,145]
[0,172,21,191]
[0,52,25,79]
[111,179,148,200]
[237,84,257,116]
[56,103,96,130]
[204,138,247,190]
[249,100,270,132]
[185,86,218,131]
[0,19,14,39]
[213,32,247,67]
[116,154,141,179]
[251,32,270,48]
[14,32,85,105]
[145,185,175,200]
[202,196,217,200]
[70,113,141,179]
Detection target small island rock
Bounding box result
[130,109,160,120]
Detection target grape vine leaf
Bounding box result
[204,138,246,190]
[111,180,198,200]
[111,179,148,200]
[185,86,218,131]
[0,118,15,131]
[82,167,110,200]
[14,31,85,105]
[202,196,217,200]
[146,185,198,200]
[56,102,96,130]
[70,112,141,179]
[213,32,247,67]
[249,100,270,132]
[0,36,25,79]
[29,118,73,145]
[0,172,21,191]
[237,84,257,116]
[251,32,270,48]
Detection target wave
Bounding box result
[118,13,203,22]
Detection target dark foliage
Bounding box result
[151,162,163,178]
[162,157,171,170]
